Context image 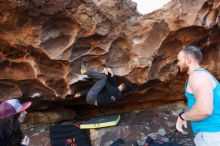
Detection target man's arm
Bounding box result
[182,72,214,121]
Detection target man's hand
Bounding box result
[111,96,116,102]
[74,92,81,98]
[176,117,187,133]
[21,135,30,146]
[103,67,113,77]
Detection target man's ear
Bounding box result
[186,56,191,64]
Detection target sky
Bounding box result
[132,0,171,14]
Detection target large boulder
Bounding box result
[1,0,220,122]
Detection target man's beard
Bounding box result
[179,64,189,73]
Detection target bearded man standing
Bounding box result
[176,46,220,146]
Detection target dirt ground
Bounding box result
[23,102,194,146]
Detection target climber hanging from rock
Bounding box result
[74,63,132,107]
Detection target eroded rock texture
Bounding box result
[1,0,220,122]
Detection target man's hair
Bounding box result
[182,46,203,63]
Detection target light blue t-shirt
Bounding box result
[185,68,220,134]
